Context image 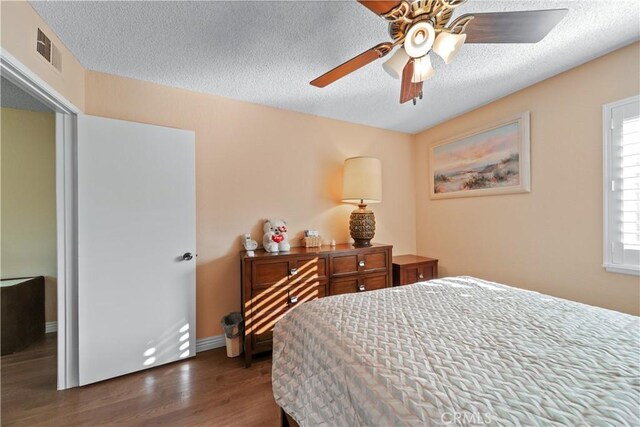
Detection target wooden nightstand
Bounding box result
[392,255,438,286]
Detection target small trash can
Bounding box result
[221,312,244,358]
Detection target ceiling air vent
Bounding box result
[36,28,51,61]
[51,44,62,72]
[36,28,62,72]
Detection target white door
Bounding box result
[77,115,196,386]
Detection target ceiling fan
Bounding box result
[310,0,568,105]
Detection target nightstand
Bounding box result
[392,255,438,286]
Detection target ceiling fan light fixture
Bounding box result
[382,47,409,79]
[411,55,435,83]
[404,21,436,58]
[433,32,467,64]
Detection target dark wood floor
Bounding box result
[1,335,279,426]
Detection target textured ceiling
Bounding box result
[1,77,53,112]
[30,1,639,133]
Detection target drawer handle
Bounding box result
[290,268,298,276]
[358,261,365,267]
[419,273,424,279]
[357,283,366,292]
[289,295,298,304]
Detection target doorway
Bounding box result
[1,50,196,391]
[1,75,58,386]
[1,51,79,390]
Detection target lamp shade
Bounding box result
[433,32,466,64]
[382,48,409,80]
[342,157,382,204]
[412,55,435,83]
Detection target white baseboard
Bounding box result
[196,334,226,353]
[45,321,58,334]
[44,322,224,353]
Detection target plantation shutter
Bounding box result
[604,96,640,274]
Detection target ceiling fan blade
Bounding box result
[460,9,568,43]
[358,0,402,16]
[310,43,392,88]
[400,60,423,104]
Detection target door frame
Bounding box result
[1,48,80,389]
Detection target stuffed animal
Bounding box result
[262,219,290,253]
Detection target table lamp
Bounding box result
[342,157,382,247]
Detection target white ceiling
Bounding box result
[1,76,53,112]
[30,1,639,133]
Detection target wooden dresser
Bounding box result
[241,243,392,366]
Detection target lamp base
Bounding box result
[349,204,376,248]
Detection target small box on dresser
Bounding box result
[240,243,392,367]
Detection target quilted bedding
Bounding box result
[272,276,640,426]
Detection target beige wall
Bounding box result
[84,71,417,338]
[1,107,57,322]
[3,1,637,339]
[0,0,85,110]
[415,42,640,315]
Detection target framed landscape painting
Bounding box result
[429,112,531,199]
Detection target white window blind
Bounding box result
[603,95,640,275]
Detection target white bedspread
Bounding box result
[272,276,640,426]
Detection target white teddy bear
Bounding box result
[262,219,290,253]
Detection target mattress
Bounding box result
[272,276,640,426]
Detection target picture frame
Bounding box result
[429,112,531,200]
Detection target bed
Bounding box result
[1,276,45,355]
[272,276,640,426]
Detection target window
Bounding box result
[603,95,640,276]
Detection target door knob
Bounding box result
[357,283,366,292]
[358,260,365,267]
[289,295,298,304]
[182,252,194,261]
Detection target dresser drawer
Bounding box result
[392,256,438,286]
[250,286,290,351]
[407,264,436,282]
[329,273,388,296]
[331,254,359,276]
[290,256,328,284]
[401,267,420,285]
[252,260,290,289]
[288,280,327,306]
[362,250,388,274]
[250,281,326,352]
[330,250,389,277]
